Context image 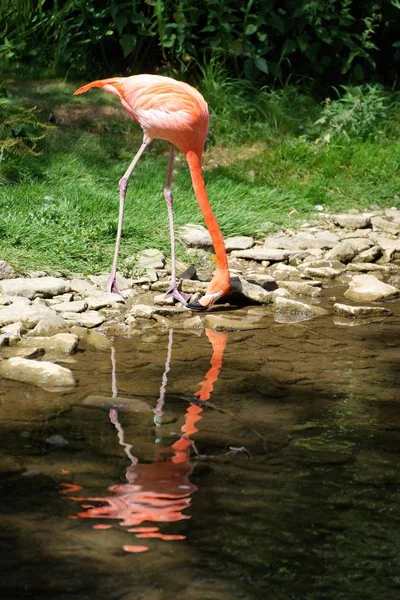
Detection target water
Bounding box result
[1,304,400,600]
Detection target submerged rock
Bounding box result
[16,333,79,355]
[0,357,75,389]
[273,297,329,323]
[333,303,392,318]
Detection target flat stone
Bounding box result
[84,331,113,351]
[53,300,88,313]
[69,278,98,293]
[203,313,265,331]
[303,267,344,279]
[82,292,124,310]
[1,321,24,343]
[273,297,329,323]
[368,233,400,251]
[346,263,391,274]
[371,216,400,236]
[126,304,157,319]
[344,274,400,302]
[332,214,371,229]
[17,333,79,355]
[355,245,382,263]
[232,248,291,261]
[179,224,212,248]
[341,228,372,239]
[0,277,71,299]
[83,395,153,412]
[325,241,358,263]
[278,281,322,299]
[136,248,166,269]
[182,315,204,331]
[333,303,392,318]
[88,274,133,291]
[1,346,45,359]
[272,264,302,281]
[27,312,69,336]
[0,304,59,328]
[0,357,75,389]
[0,261,16,280]
[229,276,274,304]
[262,236,301,251]
[225,236,254,251]
[62,310,105,328]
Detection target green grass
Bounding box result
[0,78,399,276]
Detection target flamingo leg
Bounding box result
[164,144,191,305]
[108,138,150,294]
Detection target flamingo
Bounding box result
[74,74,230,310]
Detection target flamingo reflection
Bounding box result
[61,328,227,552]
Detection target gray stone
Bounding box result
[273,297,329,322]
[0,261,15,280]
[88,274,133,291]
[0,304,58,328]
[83,292,124,310]
[344,274,400,302]
[371,216,400,236]
[333,303,392,318]
[83,394,153,412]
[225,236,254,251]
[262,236,301,251]
[1,346,45,359]
[346,263,391,274]
[85,331,113,351]
[17,333,79,355]
[182,315,204,331]
[204,313,266,331]
[355,245,382,263]
[0,277,71,299]
[303,266,344,279]
[136,248,166,269]
[278,281,322,299]
[69,278,98,293]
[332,214,371,229]
[368,233,400,251]
[126,304,157,319]
[341,228,372,239]
[0,357,75,389]
[229,276,274,304]
[231,248,291,261]
[325,241,358,263]
[27,312,68,337]
[62,310,105,328]
[53,300,88,313]
[1,321,24,343]
[46,434,69,447]
[179,224,212,248]
[271,264,302,281]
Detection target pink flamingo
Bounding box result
[74,74,230,310]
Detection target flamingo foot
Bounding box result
[107,274,122,296]
[164,286,191,305]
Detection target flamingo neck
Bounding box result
[185,150,228,273]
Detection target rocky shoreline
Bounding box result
[0,207,399,389]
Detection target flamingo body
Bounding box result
[74,74,230,309]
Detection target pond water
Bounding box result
[1,301,400,600]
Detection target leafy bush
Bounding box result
[0,0,399,88]
[309,84,392,143]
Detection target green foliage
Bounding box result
[309,84,393,143]
[0,97,49,176]
[0,1,399,87]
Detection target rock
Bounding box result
[179,224,212,248]
[53,300,88,313]
[263,236,301,251]
[225,236,254,251]
[83,394,153,412]
[69,278,98,293]
[231,248,291,262]
[45,435,69,447]
[62,310,105,328]
[204,313,266,331]
[1,346,45,359]
[17,333,79,355]
[126,304,157,319]
[85,331,113,351]
[346,263,391,274]
[136,248,166,269]
[87,274,133,291]
[292,233,333,250]
[355,245,382,263]
[244,273,276,287]
[344,274,400,302]
[229,276,274,304]
[332,213,371,229]
[1,322,24,343]
[341,228,372,239]
[368,233,400,251]
[325,241,358,263]
[278,281,322,299]
[272,264,302,281]
[0,277,71,299]
[303,266,344,279]
[0,357,75,389]
[82,292,125,311]
[182,315,204,331]
[0,261,16,280]
[273,297,329,322]
[0,297,11,306]
[0,304,59,328]
[371,216,400,236]
[333,303,392,318]
[27,312,69,336]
